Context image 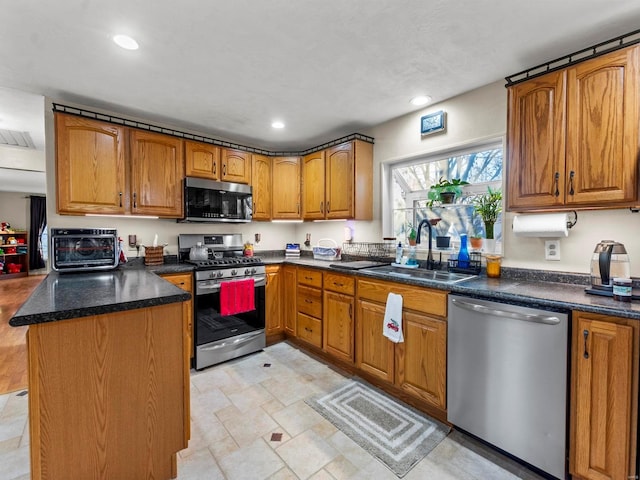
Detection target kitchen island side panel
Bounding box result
[27,302,186,480]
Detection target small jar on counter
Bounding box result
[485,254,502,278]
[613,277,632,302]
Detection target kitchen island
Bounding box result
[10,269,192,480]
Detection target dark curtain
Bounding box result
[29,195,46,270]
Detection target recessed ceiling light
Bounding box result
[271,121,285,129]
[113,34,139,50]
[410,95,432,106]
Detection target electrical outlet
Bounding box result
[545,240,560,261]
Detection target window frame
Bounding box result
[381,136,505,242]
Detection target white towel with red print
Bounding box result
[383,292,404,343]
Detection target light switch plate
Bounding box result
[545,240,560,261]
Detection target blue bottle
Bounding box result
[458,234,470,268]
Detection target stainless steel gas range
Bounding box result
[178,234,266,370]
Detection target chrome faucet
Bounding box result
[416,218,441,270]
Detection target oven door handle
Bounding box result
[199,330,264,351]
[196,275,266,294]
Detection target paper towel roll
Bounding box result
[512,213,569,237]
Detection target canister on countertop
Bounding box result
[612,277,632,302]
[485,254,502,278]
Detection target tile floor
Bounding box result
[0,342,547,480]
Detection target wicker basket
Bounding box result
[144,246,164,266]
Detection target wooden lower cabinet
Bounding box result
[323,290,355,363]
[265,265,283,339]
[396,311,447,409]
[297,312,322,348]
[161,272,194,361]
[283,266,297,336]
[570,311,639,480]
[27,303,189,480]
[356,299,395,382]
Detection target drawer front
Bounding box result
[297,313,322,348]
[298,268,323,288]
[323,271,355,295]
[357,278,447,317]
[161,273,193,292]
[297,285,323,318]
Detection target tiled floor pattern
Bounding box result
[0,342,546,480]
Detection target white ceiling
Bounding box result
[0,1,639,165]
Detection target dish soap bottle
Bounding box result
[458,234,470,268]
[395,242,403,264]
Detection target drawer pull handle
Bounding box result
[583,329,589,359]
[305,299,313,304]
[223,164,226,177]
[305,276,313,280]
[334,282,343,287]
[119,192,123,207]
[133,192,137,209]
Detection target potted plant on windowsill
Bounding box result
[428,177,470,205]
[473,187,502,253]
[407,223,417,246]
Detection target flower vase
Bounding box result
[483,238,496,254]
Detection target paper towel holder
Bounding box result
[567,211,578,229]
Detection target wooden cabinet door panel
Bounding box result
[566,47,639,206]
[302,151,326,219]
[506,71,566,210]
[251,154,272,220]
[265,266,282,335]
[355,299,394,383]
[396,311,446,409]
[130,130,184,217]
[573,315,633,480]
[283,266,297,336]
[221,148,251,184]
[185,140,220,180]
[55,114,126,214]
[272,157,301,219]
[323,290,354,363]
[326,142,354,219]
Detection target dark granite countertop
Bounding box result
[10,269,191,327]
[261,255,640,321]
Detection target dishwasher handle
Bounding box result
[450,297,561,325]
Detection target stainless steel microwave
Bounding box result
[50,228,119,272]
[181,177,252,223]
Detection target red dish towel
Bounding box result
[220,278,255,316]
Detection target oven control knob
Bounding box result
[251,268,257,274]
[231,269,237,276]
[244,268,250,275]
[216,271,224,278]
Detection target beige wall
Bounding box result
[0,192,30,230]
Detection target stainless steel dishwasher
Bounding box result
[448,295,569,480]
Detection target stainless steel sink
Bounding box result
[362,265,476,284]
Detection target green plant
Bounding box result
[407,223,417,241]
[428,177,470,205]
[473,187,502,239]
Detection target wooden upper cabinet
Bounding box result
[571,312,638,480]
[302,150,326,219]
[507,45,640,211]
[185,140,220,180]
[221,148,251,184]
[55,113,126,214]
[251,154,272,220]
[506,70,566,210]
[565,46,639,206]
[272,157,301,219]
[302,140,373,220]
[129,130,184,217]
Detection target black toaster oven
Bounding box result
[50,228,119,272]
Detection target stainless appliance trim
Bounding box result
[448,295,568,479]
[50,227,119,272]
[185,177,252,194]
[450,297,561,325]
[196,275,266,294]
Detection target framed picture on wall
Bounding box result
[421,110,446,135]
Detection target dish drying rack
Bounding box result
[341,241,395,262]
[447,252,482,275]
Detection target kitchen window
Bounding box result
[387,140,503,248]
